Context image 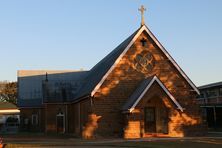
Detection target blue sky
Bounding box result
[0,0,221,86]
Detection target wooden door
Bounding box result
[144,107,156,133]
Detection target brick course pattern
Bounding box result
[88,31,204,138]
[19,30,205,139]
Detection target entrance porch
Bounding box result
[122,76,184,138]
[123,95,171,138]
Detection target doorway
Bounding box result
[144,107,156,133]
[144,106,168,134]
[56,113,65,133]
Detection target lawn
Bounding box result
[95,140,222,148]
[4,138,222,148]
[2,133,222,148]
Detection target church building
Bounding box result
[18,6,204,138]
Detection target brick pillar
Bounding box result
[123,112,141,139]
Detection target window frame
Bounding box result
[31,114,38,125]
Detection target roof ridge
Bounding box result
[72,27,141,101]
[72,24,199,102]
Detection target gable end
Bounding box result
[91,25,200,97]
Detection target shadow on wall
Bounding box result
[169,111,205,137]
[124,110,204,138]
[82,114,101,139]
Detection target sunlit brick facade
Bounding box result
[18,24,205,138]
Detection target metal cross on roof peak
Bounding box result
[138,5,146,26]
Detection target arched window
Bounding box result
[31,113,38,125]
[56,109,65,133]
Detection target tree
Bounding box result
[0,81,17,105]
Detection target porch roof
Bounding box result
[122,76,184,113]
[0,101,18,110]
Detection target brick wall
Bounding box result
[20,108,45,132]
[45,104,67,133]
[89,31,204,138]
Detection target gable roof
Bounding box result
[73,25,199,102]
[18,70,88,107]
[72,28,141,101]
[198,81,222,90]
[122,76,184,113]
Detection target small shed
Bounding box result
[0,102,20,133]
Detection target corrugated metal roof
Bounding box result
[198,81,222,90]
[18,24,200,106]
[72,28,141,101]
[18,70,88,107]
[72,24,199,102]
[17,99,43,108]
